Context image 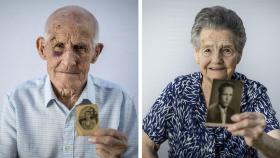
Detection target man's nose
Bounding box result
[62,50,77,66]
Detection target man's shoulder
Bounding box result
[7,76,47,97]
[90,75,122,90]
[90,75,125,93]
[89,75,132,99]
[208,103,219,111]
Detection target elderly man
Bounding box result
[0,5,137,158]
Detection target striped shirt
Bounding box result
[0,75,138,158]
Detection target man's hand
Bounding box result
[88,128,128,158]
[227,112,266,146]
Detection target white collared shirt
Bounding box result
[0,75,138,158]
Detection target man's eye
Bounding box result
[73,45,87,52]
[54,43,64,49]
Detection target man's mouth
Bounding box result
[56,71,80,75]
[208,67,226,70]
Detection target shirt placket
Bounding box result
[63,112,75,158]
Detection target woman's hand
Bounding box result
[227,112,266,146]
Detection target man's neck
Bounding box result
[219,103,228,110]
[52,83,86,109]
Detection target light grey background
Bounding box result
[143,0,280,157]
[0,0,138,111]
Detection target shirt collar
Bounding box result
[44,75,96,107]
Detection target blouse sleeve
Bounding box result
[142,81,175,145]
[253,86,280,133]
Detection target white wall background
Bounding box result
[143,0,280,157]
[0,0,138,111]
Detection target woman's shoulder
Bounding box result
[233,72,267,97]
[171,72,201,87]
[160,72,202,98]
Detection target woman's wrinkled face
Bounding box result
[44,21,96,90]
[194,28,241,83]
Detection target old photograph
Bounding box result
[206,80,243,127]
[76,104,99,136]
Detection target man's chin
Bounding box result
[52,80,85,90]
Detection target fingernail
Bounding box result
[88,137,96,143]
[231,115,237,121]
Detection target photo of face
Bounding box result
[78,106,98,130]
[220,86,234,108]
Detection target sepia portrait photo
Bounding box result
[76,104,99,136]
[206,80,243,127]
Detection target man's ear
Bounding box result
[36,37,47,60]
[91,43,104,64]
[194,47,200,64]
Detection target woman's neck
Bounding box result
[202,79,212,107]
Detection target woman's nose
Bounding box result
[212,51,223,63]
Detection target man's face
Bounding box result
[85,111,91,120]
[220,86,234,107]
[194,28,241,83]
[42,20,98,90]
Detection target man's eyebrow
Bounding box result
[49,36,57,42]
[222,44,234,48]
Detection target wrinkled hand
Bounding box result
[88,128,128,158]
[228,112,266,146]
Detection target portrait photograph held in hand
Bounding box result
[206,80,243,127]
[76,104,99,136]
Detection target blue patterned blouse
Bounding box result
[143,72,280,158]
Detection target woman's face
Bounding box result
[194,28,242,83]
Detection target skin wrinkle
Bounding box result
[195,28,240,105]
[37,6,102,109]
[35,6,130,157]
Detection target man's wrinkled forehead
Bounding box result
[45,6,98,39]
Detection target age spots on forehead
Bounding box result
[48,22,93,40]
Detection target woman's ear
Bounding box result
[194,47,200,64]
[91,43,104,64]
[36,37,47,60]
[237,52,242,64]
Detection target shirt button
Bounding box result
[64,144,71,151]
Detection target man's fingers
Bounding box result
[89,135,127,147]
[92,128,127,140]
[96,144,112,153]
[96,147,110,158]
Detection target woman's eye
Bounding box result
[223,48,233,56]
[202,49,211,56]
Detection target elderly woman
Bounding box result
[143,6,280,158]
